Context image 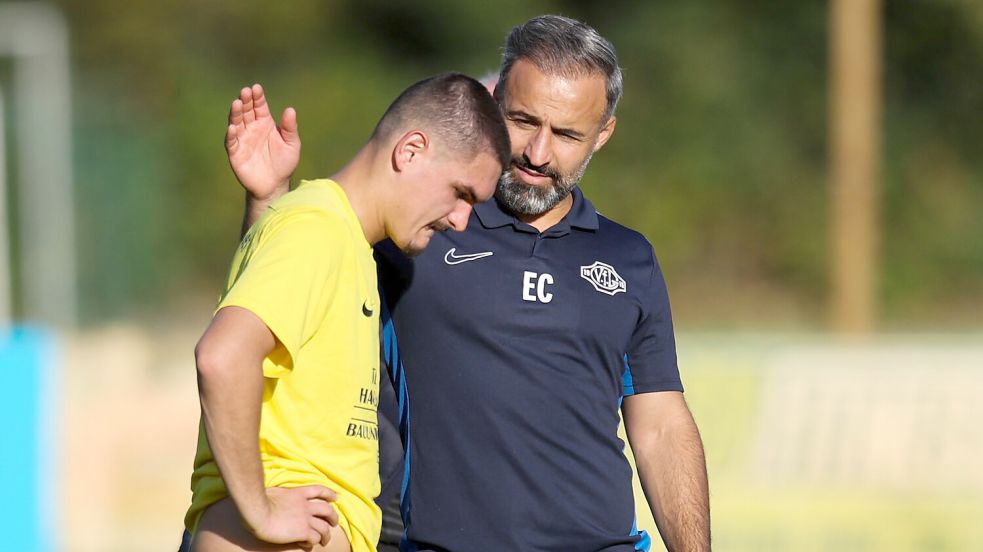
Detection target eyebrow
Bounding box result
[457,184,480,204]
[506,110,587,140]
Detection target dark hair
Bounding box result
[373,73,510,170]
[496,15,623,120]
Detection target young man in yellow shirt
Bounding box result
[184,74,509,552]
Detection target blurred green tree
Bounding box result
[39,0,982,330]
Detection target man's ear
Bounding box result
[592,116,617,153]
[392,130,430,173]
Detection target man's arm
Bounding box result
[195,306,337,546]
[622,391,710,552]
[224,84,298,237]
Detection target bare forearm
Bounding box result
[630,405,711,551]
[194,309,333,546]
[622,391,710,552]
[196,323,271,530]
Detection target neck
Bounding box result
[515,194,574,232]
[331,143,386,245]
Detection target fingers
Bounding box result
[252,83,272,120]
[302,484,338,502]
[228,98,244,127]
[227,97,244,154]
[307,528,322,548]
[230,83,275,137]
[308,498,339,527]
[240,83,272,125]
[225,123,238,154]
[240,85,257,125]
[310,517,332,546]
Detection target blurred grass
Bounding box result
[624,335,983,552]
[709,486,983,551]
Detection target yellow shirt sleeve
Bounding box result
[218,209,348,377]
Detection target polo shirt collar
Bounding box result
[474,186,599,233]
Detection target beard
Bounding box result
[495,152,593,216]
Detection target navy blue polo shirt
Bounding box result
[376,188,682,552]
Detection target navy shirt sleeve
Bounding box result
[623,245,683,395]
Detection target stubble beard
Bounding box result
[495,153,594,216]
[399,221,449,258]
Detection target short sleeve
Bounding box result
[622,246,683,395]
[218,211,346,377]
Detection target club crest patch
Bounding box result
[580,261,627,296]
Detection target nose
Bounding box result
[445,200,473,232]
[523,126,552,169]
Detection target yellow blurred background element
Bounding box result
[50,328,983,551]
[628,335,983,551]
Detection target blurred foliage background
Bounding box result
[8,0,982,330]
[4,3,983,551]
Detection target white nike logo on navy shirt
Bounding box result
[444,248,494,265]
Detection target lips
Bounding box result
[515,165,552,185]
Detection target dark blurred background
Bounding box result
[8,0,975,332]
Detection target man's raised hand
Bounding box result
[226,83,299,202]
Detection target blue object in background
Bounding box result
[1,326,58,552]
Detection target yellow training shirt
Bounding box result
[185,179,381,552]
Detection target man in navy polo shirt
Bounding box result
[231,15,710,552]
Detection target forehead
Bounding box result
[502,58,608,128]
[437,150,501,200]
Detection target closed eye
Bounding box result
[510,117,536,130]
[456,185,478,204]
[506,111,539,129]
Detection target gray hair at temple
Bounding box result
[495,15,624,121]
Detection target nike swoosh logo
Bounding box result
[444,248,494,265]
[362,301,374,317]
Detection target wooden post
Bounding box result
[830,0,883,333]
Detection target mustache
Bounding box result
[512,156,561,182]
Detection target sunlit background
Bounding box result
[1,0,981,550]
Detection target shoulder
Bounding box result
[249,208,347,252]
[266,207,348,234]
[237,203,356,269]
[594,212,660,267]
[259,183,356,242]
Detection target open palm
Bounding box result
[226,83,299,201]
